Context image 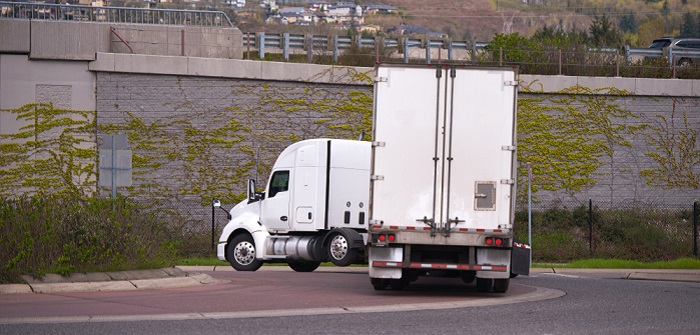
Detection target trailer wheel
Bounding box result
[227,234,263,271]
[371,278,389,290]
[476,278,493,292]
[493,278,510,293]
[326,231,358,267]
[390,278,408,290]
[287,260,321,272]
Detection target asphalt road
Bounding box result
[1,268,699,334]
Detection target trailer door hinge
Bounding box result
[374,76,388,83]
[501,145,516,151]
[504,80,519,86]
[371,175,385,181]
[500,179,515,185]
[369,220,383,225]
[372,141,386,147]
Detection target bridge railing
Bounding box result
[0,1,234,27]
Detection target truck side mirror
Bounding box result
[247,179,257,203]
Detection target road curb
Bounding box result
[1,267,220,295]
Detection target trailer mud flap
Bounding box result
[511,242,531,276]
[368,247,402,279]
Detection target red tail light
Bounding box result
[388,234,396,242]
[485,237,505,246]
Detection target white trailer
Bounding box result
[367,64,521,292]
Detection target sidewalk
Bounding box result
[0,267,224,295]
[1,266,699,295]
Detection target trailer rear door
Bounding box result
[370,64,518,234]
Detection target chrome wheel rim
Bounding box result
[329,234,348,261]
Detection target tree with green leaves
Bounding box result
[619,14,638,34]
[588,14,622,47]
[485,33,541,64]
[680,12,698,37]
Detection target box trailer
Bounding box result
[367,64,521,292]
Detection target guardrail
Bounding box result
[0,1,234,27]
[244,32,700,68]
[244,32,492,63]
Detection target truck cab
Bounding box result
[217,139,371,272]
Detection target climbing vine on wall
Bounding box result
[0,103,96,197]
[517,83,638,201]
[640,98,700,189]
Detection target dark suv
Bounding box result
[648,37,700,66]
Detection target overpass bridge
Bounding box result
[1,11,699,210]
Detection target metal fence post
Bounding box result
[246,32,250,60]
[499,47,503,66]
[447,41,453,61]
[211,199,216,251]
[283,33,290,60]
[589,199,593,253]
[257,32,265,59]
[375,37,380,64]
[559,49,562,75]
[307,34,313,64]
[694,201,698,258]
[403,37,409,64]
[425,39,431,65]
[333,35,339,63]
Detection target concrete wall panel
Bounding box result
[30,21,109,60]
[0,20,30,53]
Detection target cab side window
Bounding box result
[268,171,289,198]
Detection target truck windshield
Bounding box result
[268,171,289,198]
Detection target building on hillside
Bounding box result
[365,4,396,14]
[308,1,330,12]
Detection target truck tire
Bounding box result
[326,230,359,267]
[287,260,321,272]
[476,278,493,292]
[227,234,263,271]
[493,278,510,293]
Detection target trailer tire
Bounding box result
[476,278,493,292]
[227,234,263,271]
[390,278,408,290]
[371,278,389,290]
[493,278,510,293]
[326,230,359,267]
[287,260,321,272]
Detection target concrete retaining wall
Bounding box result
[1,52,698,208]
[0,19,243,61]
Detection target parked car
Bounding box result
[648,37,700,66]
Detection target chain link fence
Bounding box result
[515,199,699,262]
[146,197,699,262]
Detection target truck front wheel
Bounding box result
[227,234,263,271]
[326,230,359,267]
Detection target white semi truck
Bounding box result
[217,64,528,292]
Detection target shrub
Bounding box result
[0,195,179,283]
